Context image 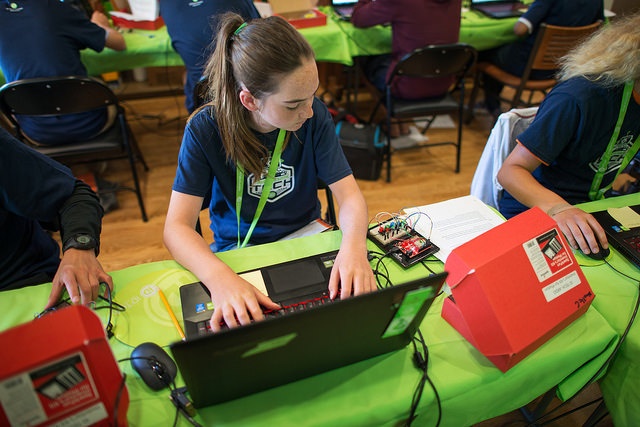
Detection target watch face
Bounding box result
[77,235,92,244]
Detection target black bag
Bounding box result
[335,121,385,181]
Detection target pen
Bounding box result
[158,287,186,341]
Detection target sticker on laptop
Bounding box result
[382,287,436,338]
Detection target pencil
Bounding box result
[158,288,186,341]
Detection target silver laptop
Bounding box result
[470,0,528,19]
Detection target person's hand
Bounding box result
[328,248,376,300]
[208,274,281,332]
[549,206,608,255]
[46,249,113,309]
[91,11,111,28]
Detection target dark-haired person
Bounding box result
[164,13,376,332]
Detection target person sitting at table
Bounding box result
[159,0,260,114]
[478,0,603,120]
[0,127,113,309]
[496,13,640,257]
[163,13,376,332]
[350,0,462,137]
[0,2,125,145]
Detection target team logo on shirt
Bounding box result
[188,0,203,7]
[247,160,295,202]
[589,132,636,174]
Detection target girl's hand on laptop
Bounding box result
[208,274,280,332]
[328,248,376,300]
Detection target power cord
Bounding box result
[407,329,441,427]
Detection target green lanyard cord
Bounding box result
[588,81,640,200]
[235,128,287,249]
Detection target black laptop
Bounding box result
[591,204,640,267]
[170,266,447,407]
[332,0,357,20]
[470,0,528,19]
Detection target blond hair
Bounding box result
[558,13,640,87]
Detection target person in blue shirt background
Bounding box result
[159,0,260,114]
[478,0,603,119]
[0,1,125,145]
[163,13,376,332]
[0,127,112,308]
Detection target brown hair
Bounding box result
[203,13,315,177]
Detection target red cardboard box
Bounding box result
[110,14,164,30]
[0,306,129,426]
[442,207,594,372]
[269,0,327,29]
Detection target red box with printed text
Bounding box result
[442,207,594,372]
[0,306,128,426]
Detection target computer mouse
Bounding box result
[585,244,610,261]
[130,342,177,391]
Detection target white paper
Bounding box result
[111,0,158,21]
[254,1,273,18]
[404,195,505,262]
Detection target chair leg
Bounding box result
[386,114,392,183]
[121,119,148,222]
[128,129,149,172]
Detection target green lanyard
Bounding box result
[588,81,640,200]
[235,128,286,248]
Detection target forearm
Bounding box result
[336,192,369,253]
[497,164,568,214]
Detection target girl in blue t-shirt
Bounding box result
[163,13,376,332]
[497,14,640,258]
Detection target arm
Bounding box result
[91,11,126,51]
[47,180,112,308]
[326,175,377,299]
[163,191,280,332]
[351,0,394,28]
[497,143,608,255]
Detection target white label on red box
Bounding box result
[523,229,574,282]
[541,270,582,302]
[0,353,104,426]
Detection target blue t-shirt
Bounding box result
[159,0,260,113]
[0,128,77,289]
[500,77,640,218]
[173,98,352,251]
[0,1,108,144]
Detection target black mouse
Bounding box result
[585,244,610,261]
[130,342,177,391]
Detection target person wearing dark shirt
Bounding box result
[351,0,462,136]
[0,1,125,145]
[0,127,112,309]
[479,0,603,117]
[159,0,260,113]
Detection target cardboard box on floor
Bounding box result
[269,0,327,29]
[442,207,594,372]
[0,306,129,426]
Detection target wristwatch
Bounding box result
[62,234,99,255]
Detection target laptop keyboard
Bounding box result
[623,235,640,252]
[196,293,335,335]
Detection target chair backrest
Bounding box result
[0,76,118,120]
[528,21,602,72]
[390,43,477,82]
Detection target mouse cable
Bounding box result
[406,329,441,427]
[523,272,639,427]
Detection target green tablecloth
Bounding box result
[0,9,518,85]
[0,231,618,426]
[576,193,640,427]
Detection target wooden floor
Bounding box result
[80,76,612,427]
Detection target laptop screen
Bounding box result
[332,0,357,5]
